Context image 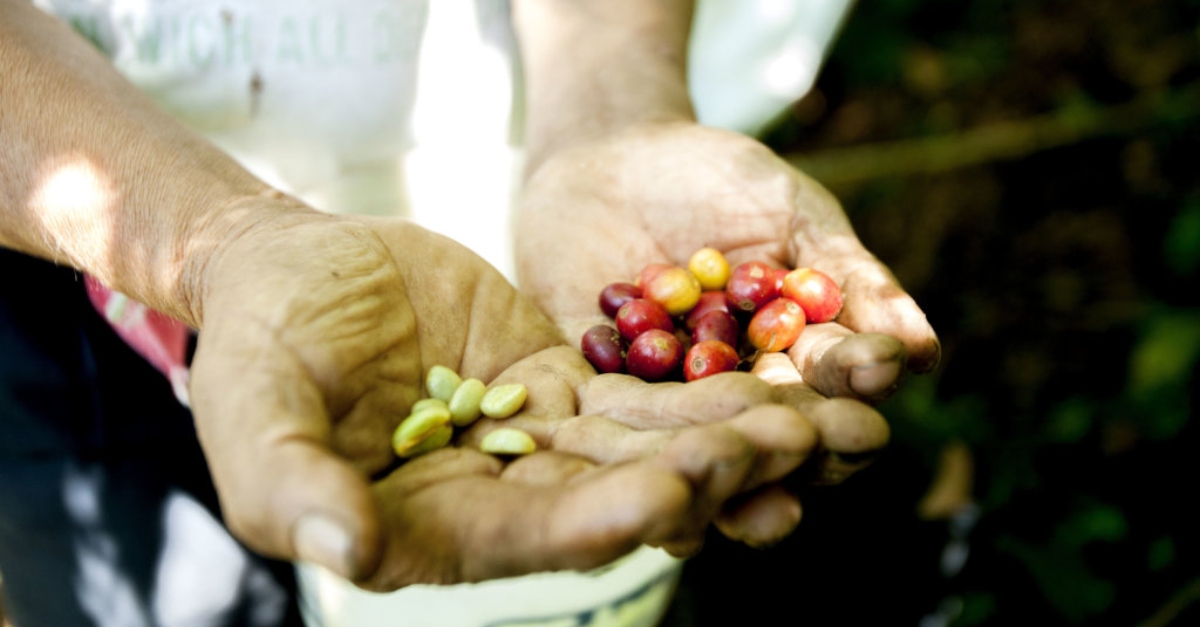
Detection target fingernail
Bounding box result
[912,337,943,374]
[849,359,903,398]
[294,513,355,579]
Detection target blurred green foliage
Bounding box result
[763,0,1200,624]
[1165,195,1200,276]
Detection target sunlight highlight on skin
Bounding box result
[28,152,117,270]
[750,351,806,387]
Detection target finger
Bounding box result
[469,364,815,549]
[379,445,504,490]
[462,414,673,465]
[458,353,783,469]
[778,171,941,374]
[703,407,815,549]
[837,261,942,374]
[490,461,694,577]
[500,451,599,486]
[578,371,777,429]
[472,401,815,494]
[786,324,907,404]
[642,419,766,553]
[803,396,892,485]
[365,452,696,588]
[722,404,819,489]
[752,353,891,484]
[189,338,383,583]
[715,484,804,548]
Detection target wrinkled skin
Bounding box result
[0,0,910,597]
[188,212,820,591]
[516,122,942,485]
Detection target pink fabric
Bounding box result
[84,275,193,406]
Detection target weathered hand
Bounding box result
[517,122,940,382]
[187,210,819,591]
[515,122,940,481]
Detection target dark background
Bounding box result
[670,0,1200,625]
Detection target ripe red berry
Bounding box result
[691,310,739,347]
[626,329,684,381]
[725,261,780,314]
[683,340,740,381]
[685,291,732,330]
[588,253,840,383]
[599,282,642,318]
[581,325,626,374]
[616,298,674,342]
[747,297,807,353]
[781,268,844,323]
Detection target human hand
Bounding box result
[186,209,818,590]
[514,122,940,479]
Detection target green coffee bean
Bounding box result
[392,401,452,456]
[479,427,537,455]
[425,365,462,402]
[394,367,533,461]
[449,378,486,427]
[411,398,449,415]
[480,383,527,419]
[399,424,454,458]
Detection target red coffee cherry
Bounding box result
[626,329,684,382]
[781,268,844,323]
[616,298,674,343]
[685,291,732,330]
[581,324,626,374]
[683,340,740,382]
[691,310,739,348]
[747,297,807,353]
[599,282,642,318]
[725,261,780,314]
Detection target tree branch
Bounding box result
[785,84,1200,187]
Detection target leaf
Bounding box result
[1128,309,1200,394]
[997,535,1115,623]
[1046,397,1095,444]
[1054,502,1128,548]
[1164,194,1200,276]
[1148,536,1176,572]
[1127,308,1200,439]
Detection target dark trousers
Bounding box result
[0,249,302,627]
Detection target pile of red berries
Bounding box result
[580,248,845,382]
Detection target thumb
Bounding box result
[188,325,383,582]
[784,168,941,373]
[835,259,941,373]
